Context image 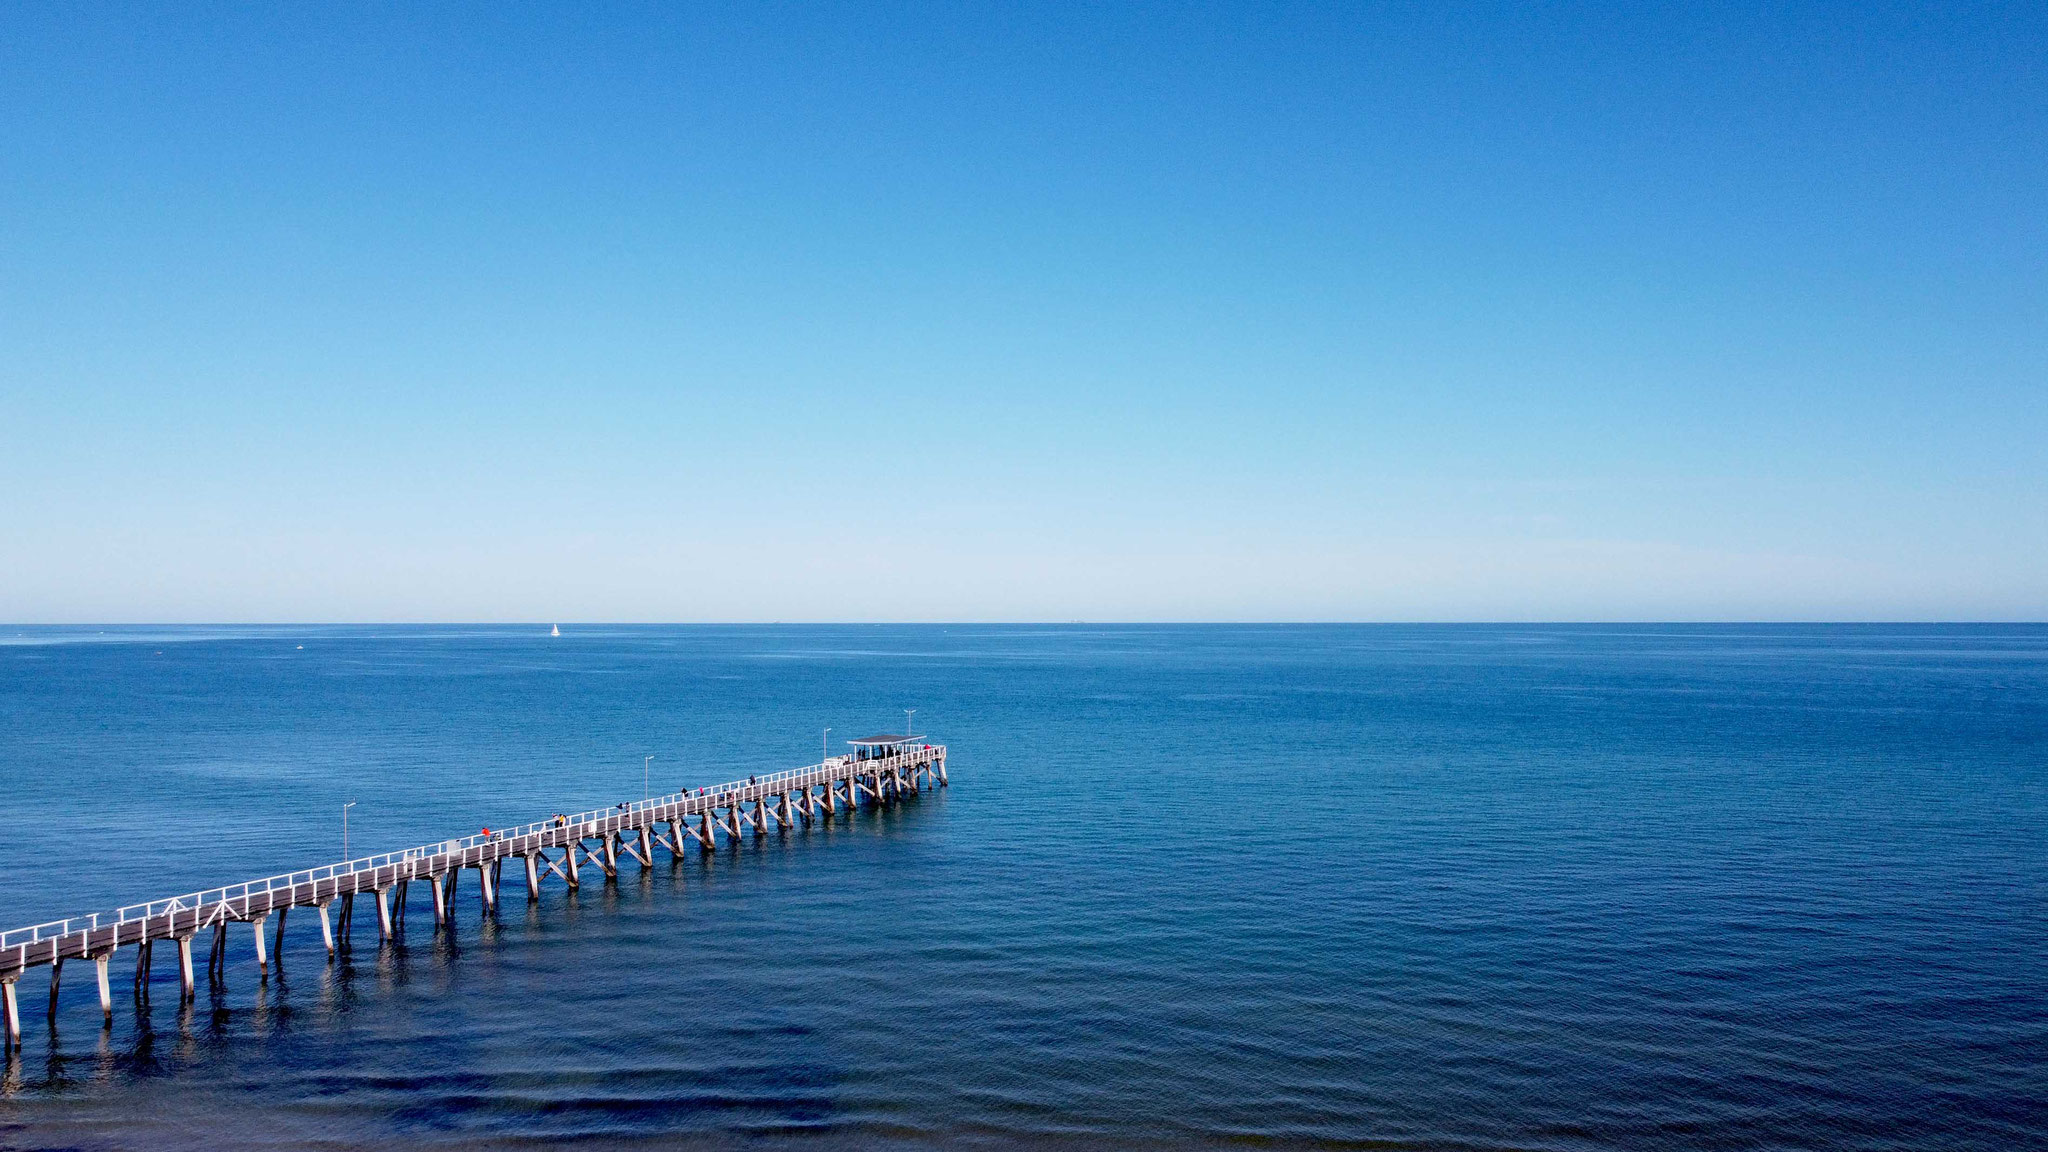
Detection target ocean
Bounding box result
[0,624,2042,1149]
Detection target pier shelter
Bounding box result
[848,733,925,762]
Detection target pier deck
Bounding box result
[0,740,946,1045]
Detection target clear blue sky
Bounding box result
[2,3,2042,621]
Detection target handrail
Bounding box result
[0,744,943,953]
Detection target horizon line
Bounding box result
[7,621,2046,629]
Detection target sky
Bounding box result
[1,2,2043,622]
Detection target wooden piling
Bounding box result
[95,954,112,1022]
[2,978,19,1051]
[175,934,196,1002]
[208,922,227,986]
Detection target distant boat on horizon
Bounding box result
[550,624,560,638]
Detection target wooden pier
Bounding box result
[0,736,946,1048]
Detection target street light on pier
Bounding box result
[644,755,653,802]
[342,801,356,860]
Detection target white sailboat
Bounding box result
[550,624,561,637]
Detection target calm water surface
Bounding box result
[0,625,2042,1150]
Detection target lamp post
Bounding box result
[822,727,831,766]
[905,708,916,743]
[644,756,652,802]
[342,801,356,860]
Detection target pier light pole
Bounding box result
[822,728,830,766]
[905,709,916,742]
[343,801,356,859]
[644,756,652,802]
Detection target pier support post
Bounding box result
[523,854,540,901]
[206,923,222,985]
[778,792,794,829]
[478,862,496,913]
[430,872,448,925]
[46,957,62,1024]
[2,978,19,1051]
[134,940,153,1003]
[208,923,227,987]
[374,888,394,941]
[318,901,336,957]
[176,934,196,1002]
[272,907,287,970]
[565,844,581,889]
[95,953,112,1023]
[251,914,269,972]
[638,827,653,870]
[700,812,718,853]
[601,834,618,879]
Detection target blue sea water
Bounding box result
[0,624,2042,1150]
